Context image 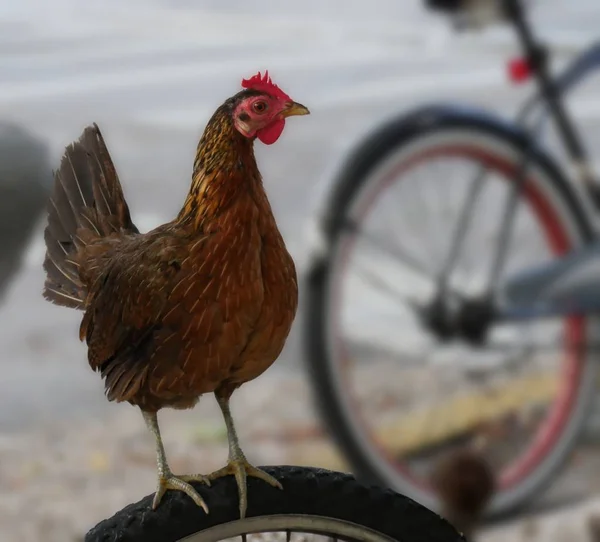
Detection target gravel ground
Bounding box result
[481,498,600,542]
[2,366,600,542]
[0,371,326,542]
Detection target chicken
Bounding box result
[42,71,309,517]
[431,448,496,540]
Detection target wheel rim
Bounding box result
[325,130,589,511]
[178,514,396,542]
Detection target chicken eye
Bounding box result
[252,101,268,114]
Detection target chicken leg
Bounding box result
[142,410,211,512]
[206,393,282,518]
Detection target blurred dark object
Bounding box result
[431,448,496,540]
[425,0,504,14]
[425,0,510,30]
[589,514,600,542]
[425,0,465,13]
[0,121,51,301]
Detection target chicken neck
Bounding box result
[177,101,263,228]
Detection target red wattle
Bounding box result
[257,119,285,145]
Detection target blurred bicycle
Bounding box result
[304,0,600,519]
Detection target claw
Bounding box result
[152,473,210,513]
[207,460,282,518]
[179,473,212,486]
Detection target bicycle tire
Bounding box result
[84,465,464,542]
[302,104,598,518]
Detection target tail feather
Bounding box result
[43,123,138,309]
[82,123,138,233]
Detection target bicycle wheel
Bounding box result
[303,105,598,517]
[84,466,463,542]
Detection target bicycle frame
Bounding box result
[496,41,600,322]
[442,0,600,322]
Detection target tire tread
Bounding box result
[84,465,464,542]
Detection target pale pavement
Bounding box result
[1,0,600,430]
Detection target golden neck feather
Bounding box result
[177,102,262,227]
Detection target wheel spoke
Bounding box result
[413,164,447,269]
[438,164,488,290]
[352,261,420,311]
[343,218,465,300]
[488,146,535,291]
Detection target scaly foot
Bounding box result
[207,459,282,518]
[152,472,211,512]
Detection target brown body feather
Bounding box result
[43,93,298,412]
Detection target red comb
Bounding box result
[241,71,291,101]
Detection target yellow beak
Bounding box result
[282,101,310,118]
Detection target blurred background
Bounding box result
[2,0,600,540]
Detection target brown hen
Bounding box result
[42,72,309,517]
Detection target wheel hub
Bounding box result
[420,295,495,345]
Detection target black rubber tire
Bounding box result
[84,465,464,542]
[302,104,595,518]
